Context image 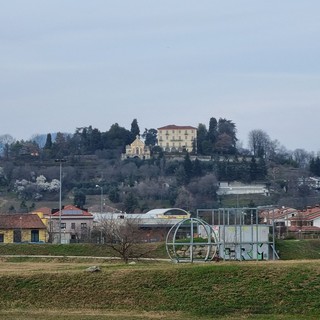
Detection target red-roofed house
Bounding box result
[43,205,94,244]
[259,207,298,227]
[157,125,197,153]
[0,214,47,243]
[288,205,320,233]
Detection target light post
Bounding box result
[55,159,66,244]
[96,184,104,244]
[19,216,22,242]
[95,184,103,214]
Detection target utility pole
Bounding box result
[55,159,66,244]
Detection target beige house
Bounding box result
[157,125,197,153]
[35,205,94,244]
[122,136,151,160]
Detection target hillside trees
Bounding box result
[310,157,320,176]
[196,117,237,156]
[103,123,131,151]
[292,149,311,169]
[0,134,15,159]
[3,116,318,212]
[248,129,270,158]
[73,189,86,208]
[142,128,157,147]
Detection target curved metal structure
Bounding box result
[165,217,218,263]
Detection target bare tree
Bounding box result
[0,134,15,158]
[99,217,147,263]
[292,148,311,169]
[174,186,196,211]
[248,129,270,158]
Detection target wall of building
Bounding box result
[158,127,197,153]
[0,229,47,243]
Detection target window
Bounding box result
[0,234,3,242]
[31,230,39,242]
[61,223,66,229]
[81,223,87,229]
[71,223,76,230]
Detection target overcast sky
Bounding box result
[1,1,319,152]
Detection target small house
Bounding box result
[0,214,47,243]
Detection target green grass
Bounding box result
[276,239,320,260]
[2,239,320,261]
[0,242,168,259]
[1,241,320,318]
[0,261,320,318]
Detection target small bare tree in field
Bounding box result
[99,217,149,263]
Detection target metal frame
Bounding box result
[196,207,277,261]
[165,218,218,263]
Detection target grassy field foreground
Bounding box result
[0,260,320,319]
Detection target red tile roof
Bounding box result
[288,206,320,222]
[158,125,197,130]
[0,214,46,229]
[259,207,298,220]
[51,205,93,217]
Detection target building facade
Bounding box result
[35,205,94,244]
[121,135,151,160]
[157,125,197,153]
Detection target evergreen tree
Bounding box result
[103,123,131,150]
[183,152,193,183]
[73,189,86,208]
[257,157,268,180]
[249,156,258,181]
[196,123,208,155]
[109,186,120,203]
[130,119,140,141]
[175,165,187,186]
[123,192,139,213]
[216,118,237,154]
[90,128,102,152]
[44,133,52,149]
[208,117,218,144]
[310,157,320,176]
[142,128,157,146]
[193,158,202,177]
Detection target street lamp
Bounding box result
[96,184,103,214]
[55,159,66,244]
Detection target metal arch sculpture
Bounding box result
[165,217,218,263]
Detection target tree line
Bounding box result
[0,117,320,213]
